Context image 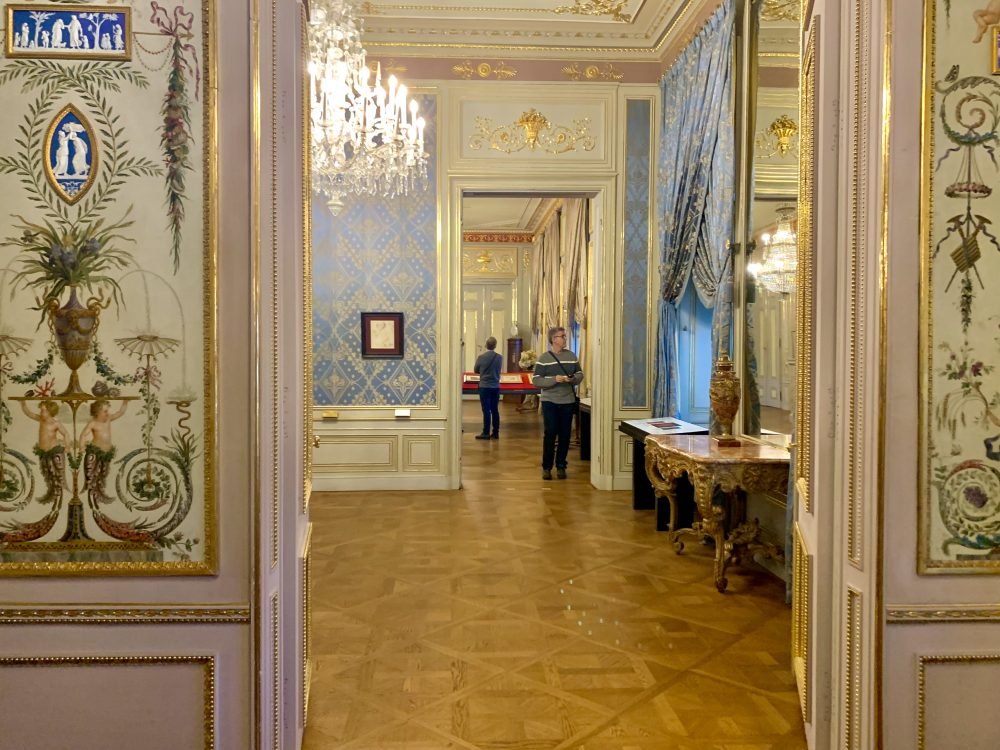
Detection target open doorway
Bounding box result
[459,192,595,484]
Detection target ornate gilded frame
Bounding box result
[918,0,1000,573]
[0,0,216,576]
[795,18,817,513]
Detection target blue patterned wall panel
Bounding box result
[622,99,651,408]
[312,95,438,406]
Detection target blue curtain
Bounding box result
[653,0,736,417]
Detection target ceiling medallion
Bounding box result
[553,0,631,23]
[561,62,624,81]
[469,109,596,154]
[760,0,799,22]
[452,60,518,80]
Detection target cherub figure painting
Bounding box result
[80,399,127,505]
[973,0,1000,43]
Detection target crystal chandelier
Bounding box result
[756,205,797,294]
[308,0,428,214]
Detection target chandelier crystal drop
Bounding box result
[757,205,798,295]
[308,0,428,214]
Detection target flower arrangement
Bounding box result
[519,349,538,370]
[5,209,135,320]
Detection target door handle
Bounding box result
[312,435,320,449]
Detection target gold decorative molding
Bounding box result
[452,60,517,79]
[844,587,863,749]
[0,655,215,748]
[301,523,313,727]
[0,606,250,624]
[791,523,811,722]
[761,0,800,22]
[462,248,517,275]
[795,20,817,514]
[561,62,624,81]
[469,109,596,154]
[918,654,1000,750]
[554,0,631,23]
[847,0,869,570]
[301,3,314,515]
[463,231,535,244]
[271,593,280,750]
[887,605,1000,623]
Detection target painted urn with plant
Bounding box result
[7,211,134,396]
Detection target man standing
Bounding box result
[532,326,583,479]
[473,337,503,440]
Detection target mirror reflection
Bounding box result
[740,1,800,441]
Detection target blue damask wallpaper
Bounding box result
[312,95,438,406]
[622,99,651,408]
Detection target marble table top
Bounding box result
[645,435,790,465]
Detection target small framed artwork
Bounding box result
[361,312,404,358]
[994,26,1000,75]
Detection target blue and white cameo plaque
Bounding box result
[5,4,131,61]
[44,105,98,205]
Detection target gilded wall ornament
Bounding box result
[462,248,516,275]
[761,0,799,22]
[561,62,624,82]
[451,60,517,80]
[755,114,799,158]
[469,109,596,155]
[463,231,534,244]
[553,0,630,23]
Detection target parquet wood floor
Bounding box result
[303,401,806,750]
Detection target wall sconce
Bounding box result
[755,114,799,159]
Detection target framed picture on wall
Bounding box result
[361,312,404,358]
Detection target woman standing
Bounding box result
[531,326,583,479]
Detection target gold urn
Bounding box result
[709,353,741,447]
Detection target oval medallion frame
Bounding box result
[43,104,98,205]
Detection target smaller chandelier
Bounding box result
[757,205,797,294]
[309,0,428,214]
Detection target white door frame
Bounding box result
[445,175,618,489]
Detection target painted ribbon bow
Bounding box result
[150,1,201,99]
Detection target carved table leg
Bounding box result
[656,478,678,532]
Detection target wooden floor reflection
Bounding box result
[303,401,806,749]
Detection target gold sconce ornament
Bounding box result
[755,114,799,158]
[709,353,742,447]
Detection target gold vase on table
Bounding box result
[709,353,741,447]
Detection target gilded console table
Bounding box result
[644,435,789,593]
